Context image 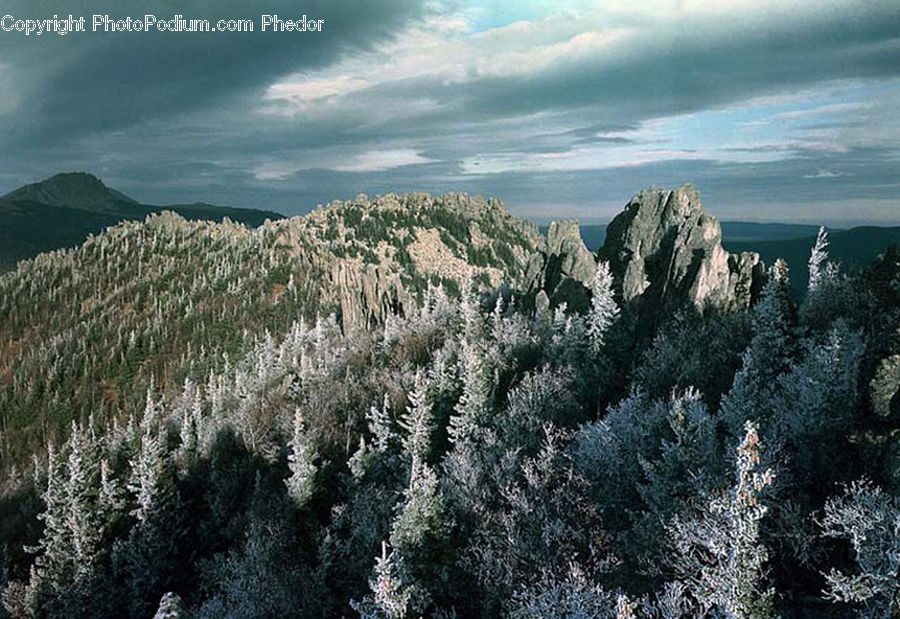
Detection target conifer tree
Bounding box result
[28,444,70,608]
[720,259,796,437]
[587,260,619,352]
[808,226,830,292]
[820,479,900,618]
[117,425,182,618]
[447,340,491,446]
[63,423,102,588]
[398,373,432,480]
[668,421,775,618]
[285,409,318,508]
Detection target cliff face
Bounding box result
[600,185,764,318]
[267,193,607,331]
[523,220,597,313]
[276,185,766,333]
[270,192,547,331]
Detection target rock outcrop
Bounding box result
[599,184,764,321]
[269,185,765,333]
[523,220,597,313]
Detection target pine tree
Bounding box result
[28,444,70,608]
[353,542,416,619]
[117,426,182,618]
[285,409,318,508]
[177,379,203,462]
[820,479,900,617]
[398,373,432,480]
[63,423,102,587]
[587,260,619,352]
[447,340,491,446]
[808,226,829,292]
[98,458,126,533]
[668,421,775,618]
[128,428,168,524]
[368,393,395,455]
[720,259,796,437]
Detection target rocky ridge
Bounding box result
[599,184,765,321]
[268,185,765,332]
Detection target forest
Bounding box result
[0,191,898,618]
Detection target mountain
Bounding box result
[719,221,823,244]
[0,192,599,463]
[726,225,900,295]
[2,183,899,618]
[0,173,283,270]
[2,172,141,212]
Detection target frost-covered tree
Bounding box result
[194,491,315,619]
[498,365,578,455]
[26,444,69,610]
[772,321,864,491]
[720,259,796,437]
[352,542,419,619]
[153,592,184,619]
[398,374,433,480]
[820,480,900,618]
[571,390,667,530]
[62,423,103,589]
[465,426,606,613]
[668,421,775,618]
[128,428,168,524]
[508,565,617,618]
[587,260,619,352]
[116,425,182,618]
[380,373,452,612]
[808,226,830,293]
[447,339,491,446]
[177,378,203,464]
[285,409,319,508]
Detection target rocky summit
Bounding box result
[599,184,765,319]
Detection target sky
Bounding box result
[1,0,898,224]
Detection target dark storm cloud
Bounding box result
[0,0,898,222]
[335,2,900,133]
[0,0,422,145]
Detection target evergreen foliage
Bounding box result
[0,201,898,617]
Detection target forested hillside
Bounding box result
[0,173,284,270]
[727,226,900,297]
[0,186,898,618]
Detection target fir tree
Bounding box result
[808,226,830,292]
[668,421,775,618]
[587,260,619,352]
[285,409,319,508]
[820,480,900,618]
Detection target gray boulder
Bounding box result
[546,220,597,288]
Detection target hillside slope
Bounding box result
[0,173,283,270]
[0,192,593,463]
[2,185,899,618]
[726,226,900,295]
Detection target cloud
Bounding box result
[252,149,436,179]
[0,0,898,223]
[0,0,423,145]
[802,169,846,179]
[331,149,436,173]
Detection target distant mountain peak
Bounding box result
[1,172,138,211]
